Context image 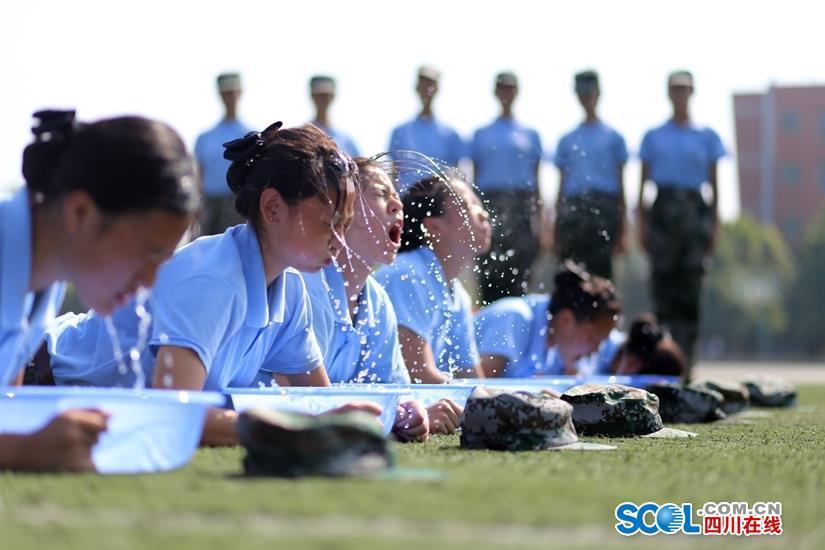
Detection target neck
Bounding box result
[314,110,329,128]
[223,106,237,121]
[500,105,513,119]
[255,227,287,286]
[340,257,371,321]
[29,205,67,292]
[430,241,469,281]
[584,110,598,123]
[419,104,433,118]
[672,110,690,124]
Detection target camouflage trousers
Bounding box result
[198,195,244,237]
[476,190,540,305]
[555,191,622,279]
[647,186,715,373]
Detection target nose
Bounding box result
[389,196,402,214]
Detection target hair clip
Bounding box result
[31,109,77,142]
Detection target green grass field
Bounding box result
[2,386,823,550]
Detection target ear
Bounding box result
[422,216,445,238]
[258,187,286,227]
[61,190,99,237]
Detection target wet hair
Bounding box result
[617,316,686,376]
[224,122,355,230]
[549,260,621,323]
[21,110,199,215]
[398,175,453,252]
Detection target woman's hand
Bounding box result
[427,398,463,435]
[393,400,429,443]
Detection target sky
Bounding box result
[2,0,822,220]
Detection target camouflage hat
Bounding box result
[742,376,797,408]
[236,409,393,477]
[460,387,615,451]
[690,379,750,415]
[561,384,696,438]
[647,383,727,423]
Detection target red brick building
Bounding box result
[734,85,825,245]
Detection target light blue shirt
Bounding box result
[639,120,726,189]
[302,266,409,384]
[314,123,360,157]
[388,116,464,190]
[194,119,253,197]
[473,294,566,378]
[0,188,66,384]
[374,247,479,376]
[48,224,322,390]
[555,121,628,196]
[470,117,542,192]
[575,329,626,377]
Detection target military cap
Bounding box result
[690,379,750,415]
[216,72,242,92]
[647,383,727,423]
[460,387,615,451]
[561,384,696,437]
[417,65,441,82]
[742,376,797,408]
[309,75,336,94]
[237,409,392,477]
[495,71,518,87]
[668,70,694,88]
[574,70,599,93]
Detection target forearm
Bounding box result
[0,434,26,469]
[200,407,240,447]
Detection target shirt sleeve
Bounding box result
[554,136,569,169]
[369,292,411,384]
[259,278,323,375]
[376,267,439,344]
[532,130,544,164]
[706,129,726,162]
[614,132,629,165]
[474,299,531,363]
[638,131,653,163]
[149,275,242,374]
[443,287,481,373]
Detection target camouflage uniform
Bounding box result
[555,191,621,279]
[236,409,392,477]
[460,387,615,451]
[476,191,540,305]
[561,384,696,437]
[646,187,715,373]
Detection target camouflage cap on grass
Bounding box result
[691,379,750,415]
[743,376,797,408]
[460,387,615,451]
[236,409,393,477]
[561,384,696,438]
[647,383,726,423]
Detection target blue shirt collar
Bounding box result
[0,188,33,329]
[233,224,286,327]
[324,264,377,329]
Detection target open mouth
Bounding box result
[388,223,402,246]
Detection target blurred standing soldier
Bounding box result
[194,72,252,235]
[309,75,360,157]
[471,72,543,304]
[388,66,464,189]
[554,70,628,280]
[638,71,725,376]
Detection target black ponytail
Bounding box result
[21,110,199,216]
[550,260,620,322]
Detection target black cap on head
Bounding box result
[495,71,518,87]
[574,70,599,94]
[310,75,336,94]
[217,73,242,92]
